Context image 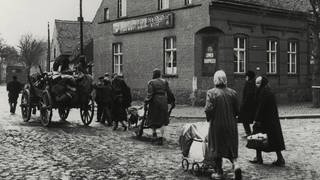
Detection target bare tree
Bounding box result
[18,34,45,74]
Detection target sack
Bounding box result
[246,133,269,150]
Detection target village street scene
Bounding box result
[1,0,320,179]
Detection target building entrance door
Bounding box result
[202,36,218,77]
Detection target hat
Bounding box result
[104,72,110,77]
[98,76,104,80]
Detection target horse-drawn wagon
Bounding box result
[20,70,94,127]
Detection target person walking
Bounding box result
[249,76,286,166]
[204,70,241,180]
[111,74,131,131]
[239,70,256,137]
[7,76,22,114]
[144,68,175,145]
[102,73,113,126]
[93,76,106,123]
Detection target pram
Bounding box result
[179,123,216,176]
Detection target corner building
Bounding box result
[93,0,311,104]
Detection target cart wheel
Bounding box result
[58,108,70,121]
[192,163,201,176]
[80,97,94,126]
[20,89,31,122]
[135,118,144,137]
[40,90,52,127]
[182,159,189,172]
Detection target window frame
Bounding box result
[112,43,123,75]
[104,8,109,21]
[185,0,192,5]
[288,40,299,75]
[266,39,279,75]
[233,35,247,74]
[163,36,177,76]
[117,0,127,18]
[158,0,169,10]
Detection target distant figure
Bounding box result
[111,74,132,131]
[7,76,22,114]
[52,56,70,72]
[239,70,256,137]
[249,76,286,166]
[204,70,241,180]
[144,68,175,145]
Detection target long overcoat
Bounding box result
[205,87,239,160]
[239,79,256,124]
[145,78,174,129]
[254,87,285,152]
[7,80,22,103]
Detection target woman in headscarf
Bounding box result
[205,70,241,180]
[249,76,285,166]
[144,68,175,145]
[239,70,256,136]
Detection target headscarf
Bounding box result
[152,68,161,79]
[213,70,227,88]
[246,70,255,81]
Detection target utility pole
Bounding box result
[47,22,51,71]
[79,0,84,56]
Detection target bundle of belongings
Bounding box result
[50,72,93,105]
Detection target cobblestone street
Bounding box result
[0,85,320,179]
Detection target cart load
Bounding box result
[49,72,93,106]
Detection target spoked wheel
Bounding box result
[135,118,145,137]
[80,97,94,126]
[182,159,189,172]
[40,90,52,127]
[20,89,31,122]
[58,107,70,121]
[192,163,201,176]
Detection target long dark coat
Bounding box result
[239,79,256,124]
[205,87,239,160]
[254,87,285,152]
[7,80,22,103]
[111,77,132,121]
[145,78,174,129]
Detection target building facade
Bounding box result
[93,0,311,104]
[50,19,92,70]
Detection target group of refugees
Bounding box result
[94,68,175,146]
[93,73,131,131]
[205,70,285,180]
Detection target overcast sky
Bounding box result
[0,0,102,47]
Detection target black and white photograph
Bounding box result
[0,0,319,179]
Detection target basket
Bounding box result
[246,133,269,150]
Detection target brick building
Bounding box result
[51,19,92,70]
[93,0,311,104]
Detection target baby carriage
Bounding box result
[127,106,145,129]
[179,123,216,176]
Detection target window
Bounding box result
[117,0,127,18]
[233,36,246,73]
[112,43,123,75]
[158,0,169,10]
[288,41,297,74]
[164,37,177,75]
[185,0,192,5]
[267,40,278,74]
[104,8,109,21]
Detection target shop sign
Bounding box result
[204,46,216,64]
[113,13,174,35]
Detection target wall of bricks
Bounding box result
[93,0,311,105]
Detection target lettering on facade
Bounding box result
[204,46,216,64]
[113,13,174,35]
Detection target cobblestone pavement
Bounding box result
[0,86,320,179]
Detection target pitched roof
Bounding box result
[213,0,311,13]
[54,19,93,55]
